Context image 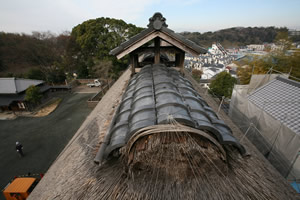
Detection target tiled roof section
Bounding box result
[160,26,207,54]
[248,76,300,134]
[0,78,44,94]
[102,64,245,159]
[110,12,207,57]
[109,27,154,56]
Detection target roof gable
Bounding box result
[110,13,207,59]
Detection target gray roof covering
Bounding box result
[0,78,44,94]
[208,67,218,72]
[99,64,245,161]
[248,76,300,134]
[216,64,224,68]
[110,13,207,57]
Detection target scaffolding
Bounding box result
[186,69,300,192]
[229,87,300,181]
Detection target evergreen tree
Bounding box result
[25,85,42,105]
[209,72,237,98]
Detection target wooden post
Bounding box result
[154,37,160,64]
[179,52,185,68]
[175,53,180,67]
[134,54,139,69]
[175,51,185,68]
[130,54,135,74]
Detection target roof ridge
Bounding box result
[276,76,300,88]
[110,13,207,58]
[13,78,17,93]
[0,77,15,80]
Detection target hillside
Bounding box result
[180,26,290,48]
[0,22,295,80]
[0,18,142,80]
[0,32,69,77]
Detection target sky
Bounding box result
[0,0,300,34]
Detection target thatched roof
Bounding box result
[94,64,246,165]
[28,68,298,200]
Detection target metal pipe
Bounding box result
[217,96,225,114]
[286,151,300,178]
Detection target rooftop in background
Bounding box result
[0,78,44,94]
[248,76,300,134]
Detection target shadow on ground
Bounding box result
[0,93,94,199]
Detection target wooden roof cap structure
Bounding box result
[110,12,207,59]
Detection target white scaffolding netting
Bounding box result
[229,81,300,180]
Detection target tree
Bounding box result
[25,85,42,105]
[191,68,203,82]
[0,59,4,72]
[48,67,66,84]
[68,17,143,80]
[26,68,46,80]
[237,65,252,84]
[0,31,70,78]
[275,30,292,51]
[91,59,112,78]
[40,65,66,84]
[236,49,300,84]
[180,26,285,48]
[209,71,237,98]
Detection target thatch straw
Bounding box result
[28,69,298,200]
[72,123,296,199]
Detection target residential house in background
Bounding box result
[0,78,50,111]
[289,29,300,36]
[185,43,236,87]
[247,44,265,51]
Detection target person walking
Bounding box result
[16,142,24,157]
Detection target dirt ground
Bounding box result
[33,98,61,117]
[0,98,62,120]
[0,93,94,199]
[72,84,102,93]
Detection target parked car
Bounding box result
[87,79,101,87]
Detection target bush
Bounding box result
[192,69,203,82]
[26,68,46,80]
[25,85,42,105]
[209,71,237,99]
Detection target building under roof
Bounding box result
[0,78,47,111]
[28,13,298,199]
[110,12,207,74]
[230,75,300,181]
[248,76,300,134]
